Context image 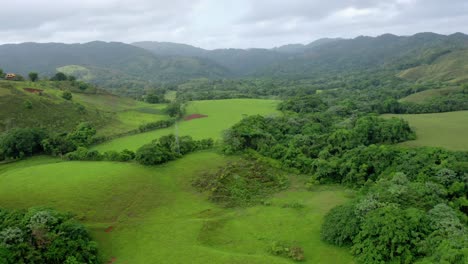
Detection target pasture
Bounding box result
[383,111,468,151]
[93,99,280,152]
[0,153,352,264]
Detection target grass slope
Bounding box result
[398,49,468,83]
[399,86,462,103]
[383,111,468,150]
[0,80,168,136]
[0,153,352,264]
[93,99,280,152]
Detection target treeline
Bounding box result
[135,134,213,165]
[65,133,213,166]
[0,208,99,263]
[0,123,214,167]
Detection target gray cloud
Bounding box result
[0,0,467,49]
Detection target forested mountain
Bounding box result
[1,32,468,94]
[259,32,468,78]
[134,33,468,79]
[0,41,229,89]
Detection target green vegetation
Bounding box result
[93,99,279,152]
[383,111,468,151]
[1,32,468,264]
[399,49,468,83]
[193,158,288,207]
[400,86,462,103]
[0,80,170,138]
[0,208,99,263]
[0,153,352,263]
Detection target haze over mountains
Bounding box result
[1,32,468,89]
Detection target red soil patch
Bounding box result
[23,88,43,94]
[107,257,117,264]
[184,114,208,121]
[105,226,114,233]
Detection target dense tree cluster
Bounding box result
[223,114,414,174]
[0,122,97,161]
[135,134,213,166]
[0,208,99,264]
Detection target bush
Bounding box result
[269,241,305,262]
[65,147,102,161]
[67,122,96,147]
[41,134,77,156]
[103,149,135,162]
[135,134,213,166]
[321,204,361,246]
[193,159,288,207]
[138,119,175,132]
[62,91,73,100]
[135,142,177,165]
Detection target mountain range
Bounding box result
[1,32,468,90]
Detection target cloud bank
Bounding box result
[1,0,467,49]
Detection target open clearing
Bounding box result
[383,111,468,151]
[93,99,280,152]
[0,153,352,264]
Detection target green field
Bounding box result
[93,99,280,152]
[383,111,468,150]
[0,153,353,264]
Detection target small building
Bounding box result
[5,73,16,80]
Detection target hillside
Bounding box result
[0,80,169,136]
[398,48,468,83]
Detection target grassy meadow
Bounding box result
[399,86,461,103]
[383,111,468,150]
[0,153,353,264]
[93,99,280,152]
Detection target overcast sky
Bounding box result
[0,0,467,49]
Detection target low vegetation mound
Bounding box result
[0,207,99,263]
[193,159,288,207]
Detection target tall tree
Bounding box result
[28,72,39,82]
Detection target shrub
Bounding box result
[321,204,361,246]
[269,241,305,262]
[193,159,288,207]
[62,91,73,100]
[135,134,213,166]
[138,119,175,132]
